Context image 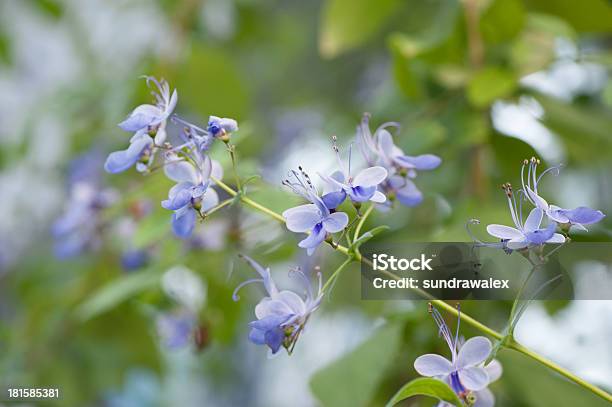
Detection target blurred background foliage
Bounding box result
[0,0,611,406]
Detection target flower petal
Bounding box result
[298,223,326,253]
[171,208,196,238]
[458,366,489,391]
[370,190,387,203]
[240,255,278,296]
[353,166,388,187]
[283,205,322,232]
[560,206,605,225]
[104,135,151,174]
[486,225,523,240]
[276,291,307,315]
[457,336,492,368]
[523,208,543,233]
[161,187,192,211]
[347,185,377,202]
[200,188,219,212]
[164,160,199,184]
[254,299,294,319]
[546,233,565,244]
[322,211,349,233]
[474,388,495,407]
[414,354,453,377]
[484,360,502,383]
[322,190,347,210]
[118,104,162,132]
[395,179,423,207]
[395,154,442,171]
[525,186,549,210]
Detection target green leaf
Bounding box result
[319,0,401,58]
[524,0,612,33]
[467,67,516,108]
[480,0,526,45]
[310,322,403,407]
[75,271,160,322]
[386,377,464,407]
[352,225,389,252]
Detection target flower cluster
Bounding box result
[358,113,442,207]
[485,157,605,251]
[232,255,323,355]
[414,305,502,407]
[53,151,118,258]
[105,76,237,238]
[282,117,441,255]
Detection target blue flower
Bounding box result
[52,182,117,259]
[357,114,441,207]
[207,115,238,139]
[282,167,349,255]
[121,249,149,271]
[319,136,388,206]
[104,132,154,174]
[118,76,177,139]
[161,154,222,239]
[233,255,323,355]
[520,157,605,231]
[486,184,564,250]
[414,305,502,407]
[156,311,197,349]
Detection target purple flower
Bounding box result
[52,182,117,259]
[486,184,564,250]
[319,136,387,206]
[121,249,149,271]
[233,255,323,355]
[156,311,197,349]
[118,76,177,139]
[104,132,155,174]
[357,113,441,207]
[414,306,502,407]
[207,115,238,138]
[282,167,349,255]
[520,158,605,231]
[161,154,223,239]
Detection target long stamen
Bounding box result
[503,183,521,230]
[454,303,461,356]
[289,267,313,299]
[332,136,348,176]
[429,304,456,360]
[536,164,562,186]
[232,278,264,301]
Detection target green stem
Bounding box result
[226,143,242,192]
[354,204,374,242]
[321,257,354,294]
[507,264,538,336]
[208,175,612,403]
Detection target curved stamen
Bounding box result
[536,164,563,187]
[430,306,456,361]
[289,267,313,300]
[232,278,264,301]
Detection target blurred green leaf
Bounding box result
[75,271,160,322]
[510,13,575,76]
[310,322,403,407]
[467,67,516,108]
[524,0,612,33]
[533,94,612,162]
[480,0,526,45]
[386,377,464,407]
[319,0,401,58]
[500,350,612,406]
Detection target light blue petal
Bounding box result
[322,212,349,233]
[395,154,442,170]
[414,354,453,377]
[347,185,377,202]
[560,206,605,225]
[395,179,423,207]
[298,223,326,254]
[161,187,192,211]
[321,190,346,210]
[458,366,489,391]
[104,135,151,173]
[284,205,322,232]
[524,222,555,245]
[171,208,196,238]
[457,336,492,369]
